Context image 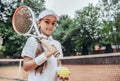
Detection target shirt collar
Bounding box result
[40,33,53,41]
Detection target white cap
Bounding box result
[38,9,59,21]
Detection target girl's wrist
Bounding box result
[34,53,47,65]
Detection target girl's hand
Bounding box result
[57,67,71,81]
[58,76,69,81]
[45,45,58,58]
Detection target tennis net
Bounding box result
[0,52,120,81]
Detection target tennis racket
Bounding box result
[12,5,60,57]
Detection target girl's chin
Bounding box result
[44,33,51,36]
[42,31,52,36]
[47,31,52,35]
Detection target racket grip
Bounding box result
[54,51,60,57]
[40,38,60,57]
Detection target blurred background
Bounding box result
[0,0,120,81]
[0,0,120,58]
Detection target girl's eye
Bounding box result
[45,21,49,24]
[44,20,56,26]
[52,23,55,26]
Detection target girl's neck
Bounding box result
[40,33,50,38]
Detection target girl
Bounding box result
[21,9,63,81]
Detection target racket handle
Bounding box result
[40,38,60,57]
[54,51,60,57]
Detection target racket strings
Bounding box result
[14,7,33,34]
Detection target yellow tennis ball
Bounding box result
[57,67,70,78]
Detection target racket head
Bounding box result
[12,5,34,35]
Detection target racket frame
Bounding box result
[12,5,60,57]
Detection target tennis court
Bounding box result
[0,53,120,81]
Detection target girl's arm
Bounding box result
[23,56,38,71]
[23,46,58,72]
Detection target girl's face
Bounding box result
[38,15,57,36]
